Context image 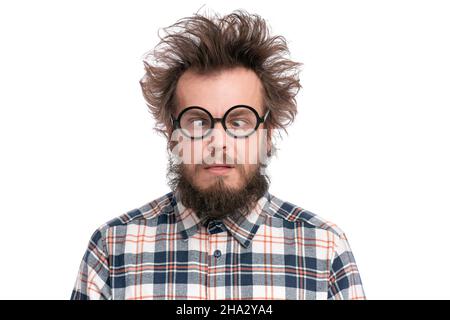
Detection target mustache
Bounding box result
[166,158,270,220]
[197,152,240,166]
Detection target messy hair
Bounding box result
[139,9,302,140]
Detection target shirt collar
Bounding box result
[167,189,272,249]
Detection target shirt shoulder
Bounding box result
[266,193,345,238]
[94,191,175,234]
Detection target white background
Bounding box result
[1,0,449,300]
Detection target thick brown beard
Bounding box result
[167,159,269,221]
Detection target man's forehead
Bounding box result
[175,67,264,115]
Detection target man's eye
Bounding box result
[230,119,248,127]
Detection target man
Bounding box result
[71,9,366,300]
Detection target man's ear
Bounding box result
[168,139,176,153]
[266,125,273,157]
[165,124,176,152]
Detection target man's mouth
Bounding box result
[203,164,235,175]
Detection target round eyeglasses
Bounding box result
[171,105,270,139]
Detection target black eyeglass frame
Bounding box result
[171,105,270,139]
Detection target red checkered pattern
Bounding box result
[71,190,366,300]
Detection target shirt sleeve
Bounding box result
[327,232,366,300]
[70,227,112,300]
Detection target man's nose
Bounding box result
[206,120,228,154]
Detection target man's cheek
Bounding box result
[232,138,250,165]
[177,139,203,165]
[239,136,260,165]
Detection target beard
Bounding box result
[167,157,270,221]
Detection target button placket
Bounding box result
[207,229,227,299]
[214,249,222,258]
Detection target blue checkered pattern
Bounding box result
[70,190,366,300]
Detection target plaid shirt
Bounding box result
[70,190,366,300]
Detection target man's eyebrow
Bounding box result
[180,105,259,118]
[183,109,209,117]
[227,109,250,116]
[227,106,262,117]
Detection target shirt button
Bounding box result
[214,250,222,258]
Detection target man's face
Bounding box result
[173,66,269,192]
[167,66,271,220]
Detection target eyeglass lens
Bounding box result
[179,107,258,138]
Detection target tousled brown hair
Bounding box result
[139,9,302,140]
